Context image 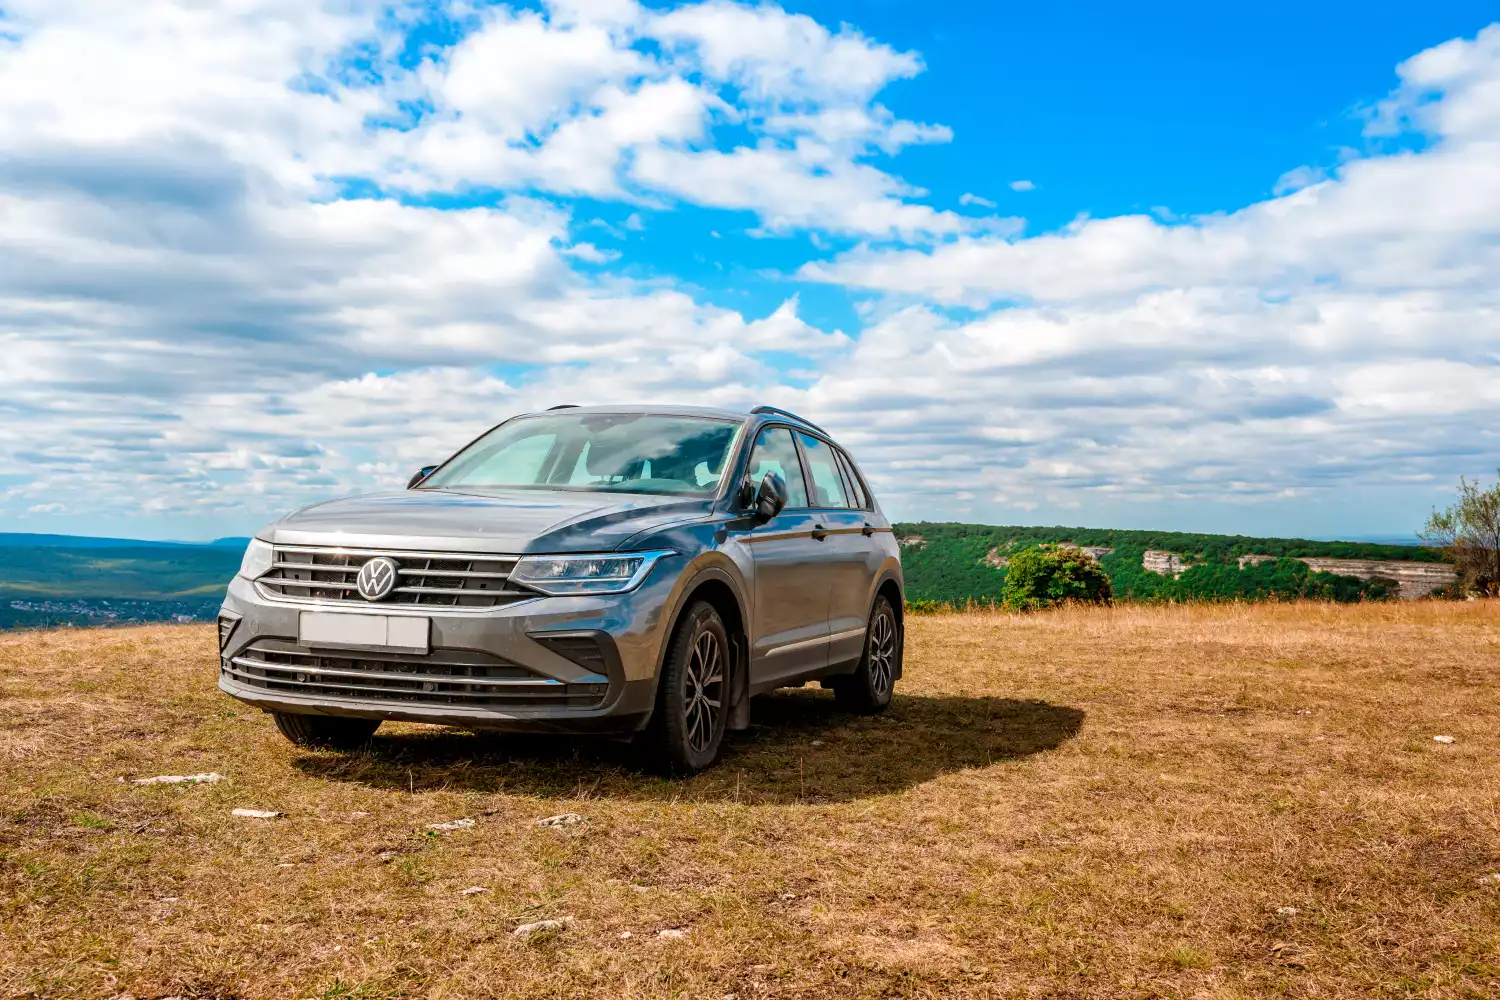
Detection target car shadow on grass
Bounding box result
[291,688,1085,804]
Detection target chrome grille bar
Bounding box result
[224,643,605,710]
[229,656,561,689]
[257,544,530,609]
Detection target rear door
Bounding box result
[739,426,830,686]
[795,432,882,669]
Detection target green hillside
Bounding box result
[0,543,242,629]
[0,545,242,599]
[896,522,1445,606]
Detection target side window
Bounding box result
[796,433,849,508]
[747,427,810,508]
[836,450,869,509]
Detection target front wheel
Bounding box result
[643,601,730,774]
[272,711,380,750]
[833,595,900,713]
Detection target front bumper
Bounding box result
[216,572,670,735]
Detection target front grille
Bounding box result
[258,545,534,609]
[224,640,607,710]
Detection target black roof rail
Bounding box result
[749,405,828,435]
[547,404,579,410]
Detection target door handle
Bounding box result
[811,523,828,540]
[861,522,876,537]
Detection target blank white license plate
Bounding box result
[298,612,430,654]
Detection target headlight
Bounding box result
[510,551,672,596]
[238,538,274,581]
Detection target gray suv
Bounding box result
[217,405,903,772]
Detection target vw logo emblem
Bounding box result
[356,556,400,602]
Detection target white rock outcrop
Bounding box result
[1142,550,1190,578]
[1296,558,1456,599]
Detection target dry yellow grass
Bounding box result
[2,602,1499,999]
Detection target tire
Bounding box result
[833,595,900,714]
[643,601,731,774]
[272,711,380,750]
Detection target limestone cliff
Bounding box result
[1295,558,1456,600]
[1142,550,1191,578]
[1141,550,1456,599]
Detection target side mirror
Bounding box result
[752,470,788,523]
[407,465,438,489]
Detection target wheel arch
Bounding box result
[875,573,905,678]
[655,567,752,729]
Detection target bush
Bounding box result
[1001,544,1112,610]
[1421,471,1500,597]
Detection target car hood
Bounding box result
[266,488,714,554]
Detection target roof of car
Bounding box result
[525,403,826,433]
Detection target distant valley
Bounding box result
[0,536,245,630]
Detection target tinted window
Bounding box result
[747,427,809,508]
[796,433,849,508]
[450,432,557,485]
[422,413,741,496]
[836,449,869,509]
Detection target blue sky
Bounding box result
[1,0,1498,541]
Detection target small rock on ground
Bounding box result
[536,812,585,828]
[460,886,489,895]
[513,917,574,940]
[231,808,281,819]
[1433,735,1456,744]
[427,818,476,831]
[658,928,688,939]
[134,773,224,785]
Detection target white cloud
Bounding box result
[1009,179,1036,192]
[959,193,996,208]
[649,0,922,102]
[354,0,960,236]
[631,142,969,237]
[1272,164,1325,195]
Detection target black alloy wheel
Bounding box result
[833,594,900,713]
[645,600,730,773]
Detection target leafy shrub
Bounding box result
[1422,471,1500,596]
[1001,544,1112,610]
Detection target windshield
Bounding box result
[420,412,744,497]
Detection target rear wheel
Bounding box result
[643,601,730,773]
[833,595,900,713]
[272,712,380,750]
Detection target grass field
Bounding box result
[2,603,1499,999]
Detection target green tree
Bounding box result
[1421,471,1500,596]
[1001,544,1112,610]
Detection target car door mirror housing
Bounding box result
[407,465,439,489]
[753,470,788,522]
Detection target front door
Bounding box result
[738,426,830,688]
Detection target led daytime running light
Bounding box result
[511,551,671,596]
